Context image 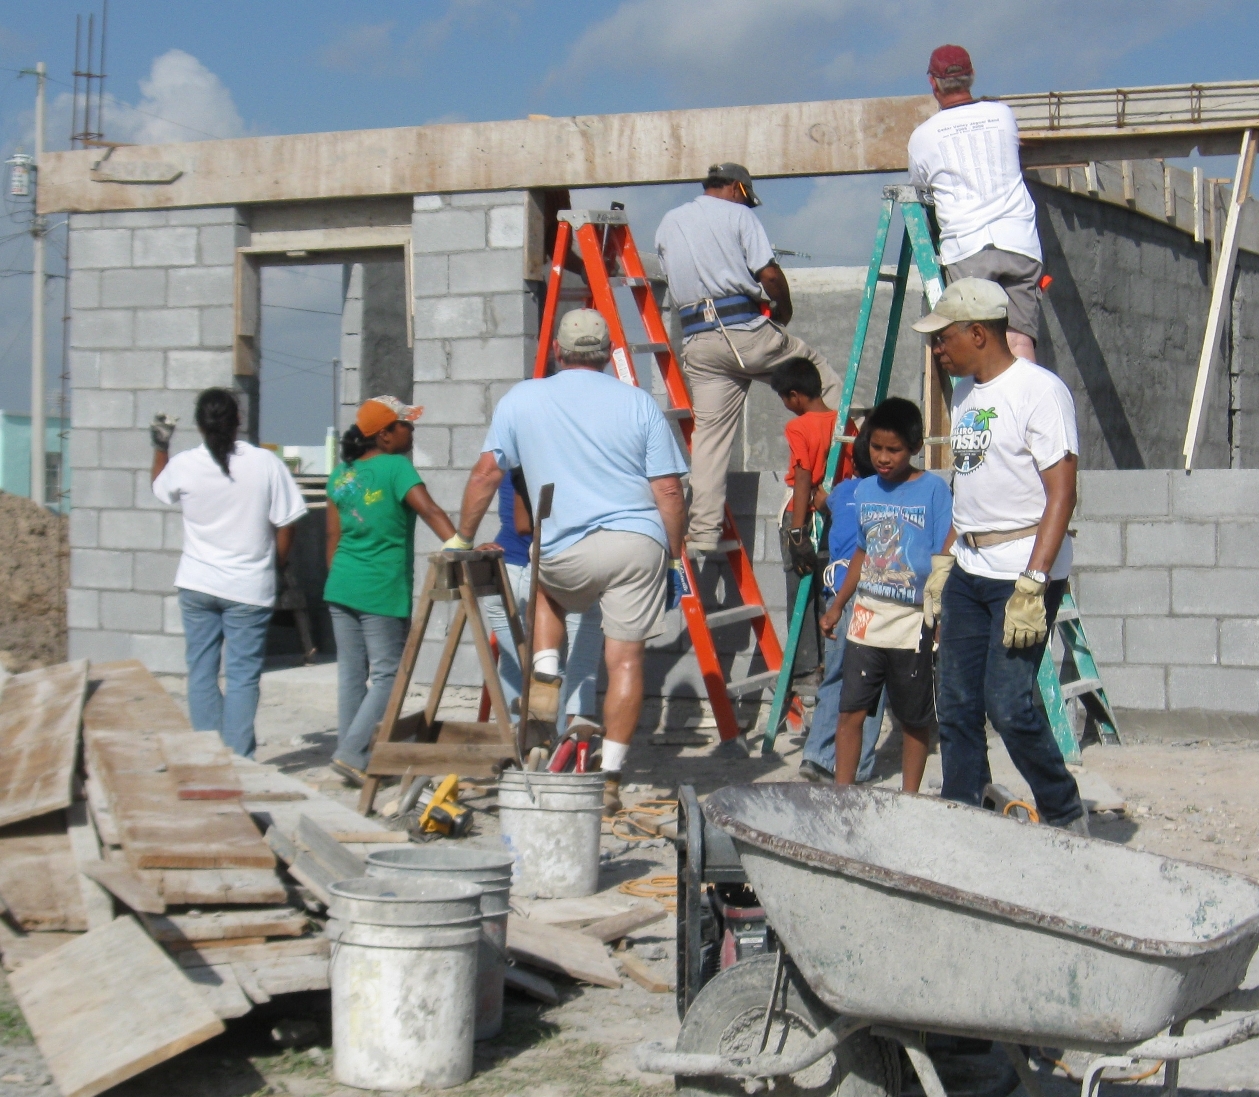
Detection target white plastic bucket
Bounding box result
[497,770,605,898]
[365,847,514,1040]
[328,877,482,1091]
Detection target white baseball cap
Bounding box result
[912,278,1009,333]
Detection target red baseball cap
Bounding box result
[928,45,974,79]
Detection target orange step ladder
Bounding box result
[532,208,800,744]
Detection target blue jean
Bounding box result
[936,567,1083,826]
[802,599,885,781]
[328,604,409,771]
[178,588,273,758]
[483,561,603,730]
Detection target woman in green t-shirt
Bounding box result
[325,396,456,785]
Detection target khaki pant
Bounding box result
[682,322,841,544]
[539,530,668,643]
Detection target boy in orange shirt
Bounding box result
[770,358,839,675]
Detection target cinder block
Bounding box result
[132,551,180,592]
[100,591,164,632]
[99,349,165,389]
[1221,620,1259,666]
[1095,664,1166,710]
[451,190,525,209]
[198,224,238,266]
[69,213,104,229]
[167,266,234,307]
[199,306,234,348]
[488,381,518,410]
[420,469,472,510]
[70,229,132,269]
[1069,521,1121,567]
[1076,470,1170,518]
[70,271,101,310]
[167,207,239,226]
[70,430,100,470]
[1079,615,1123,663]
[99,509,164,550]
[74,390,135,430]
[1124,616,1217,665]
[99,430,154,470]
[1074,568,1169,615]
[410,426,451,469]
[339,367,361,405]
[135,308,200,349]
[412,209,486,254]
[413,340,447,381]
[101,211,169,228]
[1171,470,1259,518]
[66,588,100,630]
[411,383,487,425]
[132,227,198,267]
[413,195,445,211]
[134,470,170,511]
[450,426,487,468]
[414,296,486,340]
[340,296,363,335]
[1172,568,1259,615]
[489,294,528,337]
[164,511,184,551]
[129,633,186,674]
[167,350,233,389]
[69,508,99,549]
[488,204,526,248]
[449,249,522,295]
[74,469,135,509]
[71,548,133,590]
[100,268,167,308]
[70,350,100,388]
[413,254,449,297]
[1168,666,1259,713]
[72,309,134,349]
[162,594,184,635]
[449,337,528,381]
[1125,521,1215,566]
[68,629,131,663]
[134,390,198,436]
[1217,521,1259,566]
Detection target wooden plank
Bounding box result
[249,953,330,996]
[84,778,120,847]
[8,915,225,1097]
[0,816,88,931]
[504,964,559,1005]
[231,755,314,801]
[618,952,671,993]
[80,862,166,914]
[158,731,243,800]
[146,868,287,906]
[166,936,267,953]
[265,825,299,864]
[330,830,409,844]
[580,906,667,944]
[505,914,621,989]
[175,935,329,969]
[288,854,335,907]
[185,963,253,1019]
[230,961,271,1004]
[0,923,80,972]
[365,741,515,778]
[296,815,366,880]
[0,660,88,828]
[512,895,637,925]
[82,660,189,733]
[66,801,116,929]
[141,907,307,945]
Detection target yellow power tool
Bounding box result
[412,773,472,838]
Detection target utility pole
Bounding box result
[30,61,47,507]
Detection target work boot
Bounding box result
[331,758,366,788]
[526,672,561,721]
[1054,812,1091,837]
[602,773,623,818]
[797,760,833,783]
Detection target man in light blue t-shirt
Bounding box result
[450,309,688,813]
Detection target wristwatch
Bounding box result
[1021,568,1049,585]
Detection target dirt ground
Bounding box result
[3,661,1259,1096]
[0,494,67,673]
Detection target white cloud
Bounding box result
[110,49,246,145]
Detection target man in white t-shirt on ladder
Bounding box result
[908,45,1044,362]
[914,279,1087,834]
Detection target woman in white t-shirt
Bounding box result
[151,388,308,757]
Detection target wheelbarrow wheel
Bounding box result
[675,953,902,1097]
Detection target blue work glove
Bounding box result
[666,558,691,611]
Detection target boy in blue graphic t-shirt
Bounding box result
[820,398,953,793]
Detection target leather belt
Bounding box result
[960,524,1040,549]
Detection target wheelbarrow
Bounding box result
[642,783,1259,1097]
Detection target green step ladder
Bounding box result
[760,184,1121,765]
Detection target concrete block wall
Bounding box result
[1073,469,1259,713]
[66,206,245,672]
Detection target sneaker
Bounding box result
[602,774,623,818]
[798,760,834,783]
[330,758,367,788]
[526,673,562,722]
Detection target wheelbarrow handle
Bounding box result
[1124,1009,1259,1060]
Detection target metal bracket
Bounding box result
[559,208,630,228]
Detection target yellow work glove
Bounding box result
[442,533,473,552]
[921,553,955,629]
[1003,573,1048,649]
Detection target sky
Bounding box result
[1,0,1257,442]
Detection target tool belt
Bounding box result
[678,293,763,336]
[960,523,1040,549]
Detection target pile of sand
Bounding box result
[0,492,68,672]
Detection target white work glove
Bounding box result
[149,413,177,452]
[1003,574,1049,649]
[442,533,473,552]
[921,554,955,630]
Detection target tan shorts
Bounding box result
[538,530,667,643]
[946,247,1043,339]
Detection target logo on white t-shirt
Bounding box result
[951,407,998,474]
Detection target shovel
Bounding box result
[515,482,554,768]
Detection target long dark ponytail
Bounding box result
[195,388,240,478]
[340,425,372,465]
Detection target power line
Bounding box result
[262,302,343,316]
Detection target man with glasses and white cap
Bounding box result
[913,277,1087,835]
[909,45,1045,362]
[654,162,841,552]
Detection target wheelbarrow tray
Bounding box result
[703,783,1259,1049]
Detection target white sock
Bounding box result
[601,738,630,773]
[533,649,560,677]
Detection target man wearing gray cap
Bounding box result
[655,163,840,552]
[912,277,1086,834]
[452,309,689,812]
